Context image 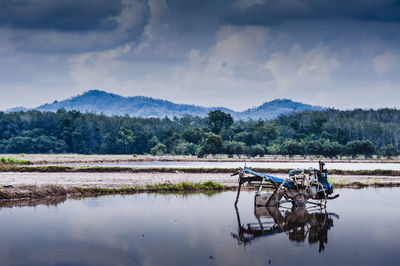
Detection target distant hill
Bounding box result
[237,99,322,120]
[35,90,233,118]
[5,106,29,113]
[8,90,322,120]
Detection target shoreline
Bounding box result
[1,155,400,202]
[3,154,400,164]
[0,171,399,201]
[0,182,228,201]
[2,165,400,176]
[0,182,399,203]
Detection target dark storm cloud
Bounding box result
[0,0,151,54]
[2,0,400,33]
[0,0,122,31]
[146,0,400,35]
[160,0,228,33]
[223,0,400,26]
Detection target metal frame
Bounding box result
[233,161,339,207]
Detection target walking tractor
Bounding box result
[233,161,339,208]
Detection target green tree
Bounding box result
[345,140,375,158]
[360,140,375,158]
[207,110,233,134]
[151,143,167,156]
[173,141,198,155]
[5,137,35,153]
[267,144,280,155]
[149,136,160,148]
[321,140,342,158]
[280,140,304,158]
[100,133,118,154]
[117,127,135,153]
[253,124,278,145]
[223,141,246,158]
[305,140,323,155]
[249,144,265,157]
[345,140,362,158]
[198,133,223,157]
[182,129,203,144]
[35,135,66,153]
[384,144,398,158]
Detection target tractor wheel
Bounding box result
[293,193,307,208]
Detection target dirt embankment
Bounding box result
[2,165,400,177]
[0,171,399,201]
[3,154,400,165]
[0,181,229,201]
[2,155,400,201]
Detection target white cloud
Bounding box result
[264,43,340,89]
[203,26,269,77]
[135,0,171,53]
[65,25,274,109]
[372,51,400,75]
[0,29,15,55]
[298,47,340,78]
[3,13,400,112]
[113,0,148,32]
[69,44,133,89]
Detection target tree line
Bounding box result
[0,108,399,158]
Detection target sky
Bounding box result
[1,0,400,111]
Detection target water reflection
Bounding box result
[232,205,339,252]
[1,190,399,266]
[0,197,68,208]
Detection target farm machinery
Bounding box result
[232,161,339,208]
[231,205,339,252]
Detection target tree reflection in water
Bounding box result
[231,205,339,252]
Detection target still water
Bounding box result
[41,161,400,170]
[0,188,399,265]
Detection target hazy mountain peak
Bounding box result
[4,106,29,113]
[24,90,322,120]
[236,98,322,120]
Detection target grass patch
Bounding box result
[328,177,400,188]
[0,181,226,200]
[72,181,225,195]
[0,165,73,172]
[145,181,224,191]
[1,165,400,177]
[0,157,32,165]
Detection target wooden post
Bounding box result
[234,180,242,206]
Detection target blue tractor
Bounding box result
[233,161,339,207]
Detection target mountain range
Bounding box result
[6,90,322,120]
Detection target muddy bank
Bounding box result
[0,172,241,188]
[1,172,400,188]
[2,154,400,164]
[0,179,399,202]
[0,195,68,208]
[0,171,399,200]
[3,165,400,177]
[0,181,228,201]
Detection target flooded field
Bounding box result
[0,188,399,265]
[38,161,400,170]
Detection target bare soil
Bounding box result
[0,172,242,188]
[0,171,399,201]
[1,171,399,188]
[1,154,400,201]
[2,154,400,164]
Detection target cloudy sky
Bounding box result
[1,0,400,111]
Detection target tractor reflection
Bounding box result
[231,205,339,252]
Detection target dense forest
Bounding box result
[0,108,399,158]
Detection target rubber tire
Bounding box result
[293,193,307,208]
